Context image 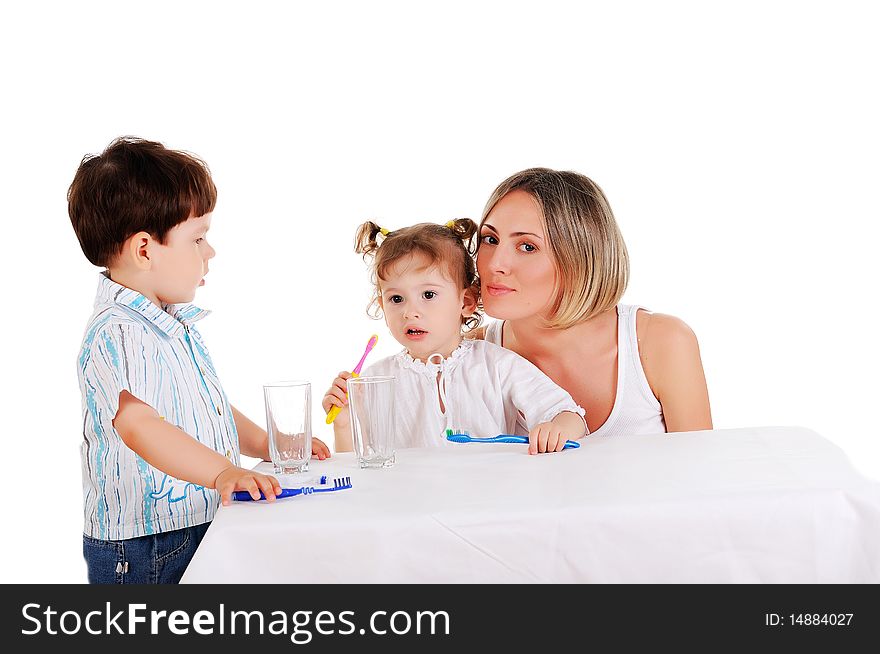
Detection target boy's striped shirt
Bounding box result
[78,272,240,540]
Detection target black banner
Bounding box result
[2,584,876,650]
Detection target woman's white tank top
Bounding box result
[483,304,667,436]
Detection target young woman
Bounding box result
[474,168,712,436]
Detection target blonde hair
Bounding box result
[479,168,629,329]
[354,219,482,331]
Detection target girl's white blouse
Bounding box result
[360,338,586,448]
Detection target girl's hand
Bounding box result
[528,411,586,454]
[527,422,568,455]
[322,371,353,428]
[214,466,282,506]
[312,436,331,460]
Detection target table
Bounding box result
[181,426,880,583]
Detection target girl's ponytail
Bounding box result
[354,220,387,258]
[445,217,479,254]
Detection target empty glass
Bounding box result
[264,381,312,474]
[347,375,396,468]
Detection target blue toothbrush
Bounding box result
[232,476,352,501]
[446,431,580,450]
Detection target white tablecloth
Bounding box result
[181,426,880,583]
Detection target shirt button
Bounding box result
[217,406,222,416]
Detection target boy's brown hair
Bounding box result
[68,136,217,267]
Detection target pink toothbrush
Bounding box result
[325,334,378,424]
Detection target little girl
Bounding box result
[322,219,587,454]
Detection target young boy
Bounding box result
[69,137,329,584]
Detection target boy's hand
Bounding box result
[213,466,282,506]
[312,437,331,460]
[527,422,569,454]
[322,371,353,429]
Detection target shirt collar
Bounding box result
[96,271,211,337]
[394,338,474,377]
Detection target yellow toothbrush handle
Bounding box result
[325,372,359,424]
[325,405,342,424]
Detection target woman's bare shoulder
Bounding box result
[635,309,712,431]
[636,309,704,391]
[636,309,699,351]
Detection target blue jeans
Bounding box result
[83,522,211,584]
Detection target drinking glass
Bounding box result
[347,375,396,468]
[264,381,312,474]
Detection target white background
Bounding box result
[1,1,877,583]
